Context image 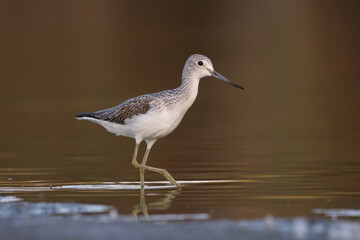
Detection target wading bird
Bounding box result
[76,54,244,187]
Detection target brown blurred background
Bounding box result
[0,0,359,174]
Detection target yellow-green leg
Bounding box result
[131,142,144,185]
[140,141,179,187]
[140,149,179,186]
[131,141,179,187]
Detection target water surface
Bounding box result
[0,0,360,223]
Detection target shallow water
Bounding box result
[1,0,360,225]
[1,132,359,221]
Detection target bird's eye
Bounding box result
[197,61,203,66]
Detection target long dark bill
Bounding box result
[212,71,245,90]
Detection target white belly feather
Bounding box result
[77,103,189,142]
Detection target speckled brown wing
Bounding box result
[76,94,156,124]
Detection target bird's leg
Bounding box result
[132,140,179,187]
[140,141,180,187]
[131,142,140,167]
[139,147,150,186]
[131,143,144,185]
[139,148,147,186]
[142,163,179,186]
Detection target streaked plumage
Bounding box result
[76,94,155,124]
[76,54,244,187]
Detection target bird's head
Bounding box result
[183,54,245,89]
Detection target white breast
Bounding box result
[125,104,189,141]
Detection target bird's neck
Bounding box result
[176,75,200,107]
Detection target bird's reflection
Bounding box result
[132,185,180,221]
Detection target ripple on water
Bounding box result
[0,201,113,218]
